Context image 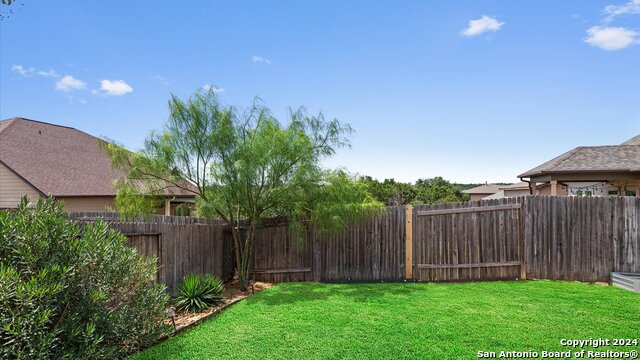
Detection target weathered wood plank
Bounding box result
[417,203,521,216]
[416,261,521,269]
[251,268,312,274]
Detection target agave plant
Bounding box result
[174,274,225,312]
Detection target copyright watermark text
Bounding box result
[478,338,638,359]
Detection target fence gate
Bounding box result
[124,231,162,283]
[412,200,525,282]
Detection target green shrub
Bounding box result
[0,197,170,359]
[174,274,225,312]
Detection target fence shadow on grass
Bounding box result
[248,282,424,306]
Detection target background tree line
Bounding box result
[357,176,478,206]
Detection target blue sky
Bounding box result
[1,1,639,183]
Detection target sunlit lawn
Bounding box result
[133,280,640,359]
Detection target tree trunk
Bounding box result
[230,225,243,287]
[237,218,257,291]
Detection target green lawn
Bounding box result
[133,281,640,359]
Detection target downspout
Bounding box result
[165,196,176,216]
[520,177,533,195]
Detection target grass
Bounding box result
[132,281,640,359]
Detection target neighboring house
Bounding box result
[481,182,559,200]
[465,182,546,200]
[462,184,502,201]
[0,117,196,213]
[499,182,531,197]
[518,134,640,197]
[481,183,526,200]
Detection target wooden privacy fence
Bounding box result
[412,198,524,282]
[251,196,639,283]
[250,206,406,282]
[523,196,639,282]
[71,196,640,288]
[69,212,226,225]
[71,213,234,292]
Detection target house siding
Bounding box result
[537,185,568,196]
[0,162,41,208]
[504,189,530,197]
[469,194,492,201]
[57,196,116,212]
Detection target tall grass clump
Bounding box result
[174,274,225,312]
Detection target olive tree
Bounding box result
[0,197,170,359]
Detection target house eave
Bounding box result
[521,170,640,183]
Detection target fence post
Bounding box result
[405,205,413,279]
[519,199,527,280]
[311,228,321,282]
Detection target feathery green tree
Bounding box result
[108,90,383,290]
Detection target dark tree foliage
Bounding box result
[358,176,470,205]
[358,176,416,206]
[414,177,469,204]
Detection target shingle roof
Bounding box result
[622,134,640,145]
[499,182,529,190]
[518,145,640,178]
[482,190,505,200]
[462,184,502,194]
[0,117,196,197]
[0,118,15,134]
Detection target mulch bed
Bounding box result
[168,279,273,332]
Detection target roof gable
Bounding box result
[622,134,640,145]
[0,117,124,196]
[0,117,196,197]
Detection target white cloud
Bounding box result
[97,79,133,96]
[584,26,638,50]
[155,75,169,85]
[604,0,640,22]
[251,55,272,65]
[461,16,504,37]
[11,65,35,76]
[11,65,62,78]
[37,69,60,78]
[55,75,86,92]
[203,84,225,93]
